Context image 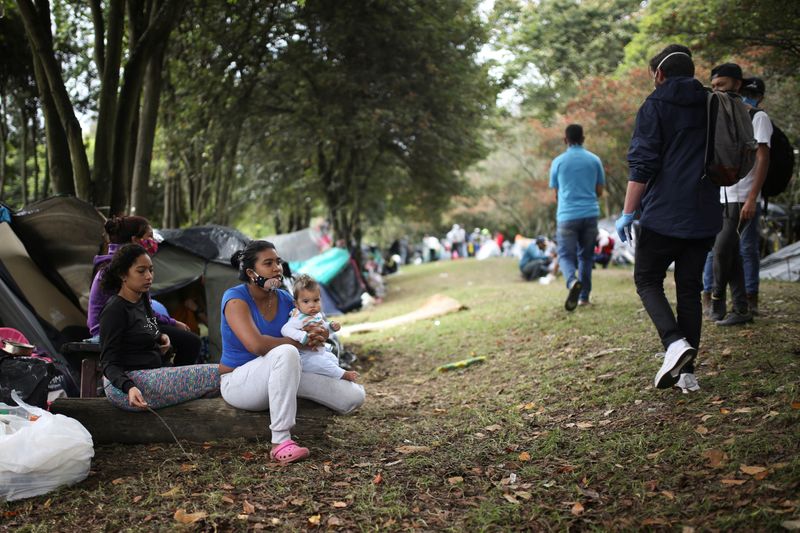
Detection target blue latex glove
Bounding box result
[615,212,636,242]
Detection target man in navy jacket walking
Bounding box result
[616,44,722,393]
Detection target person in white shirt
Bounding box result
[708,64,772,326]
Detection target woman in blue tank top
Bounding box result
[219,240,365,464]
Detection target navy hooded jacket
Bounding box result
[627,76,722,239]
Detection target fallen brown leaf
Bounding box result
[132,495,143,503]
[733,407,753,414]
[447,476,464,485]
[290,498,306,506]
[174,509,207,524]
[781,520,800,530]
[395,445,431,455]
[332,501,348,508]
[695,425,709,435]
[372,473,383,485]
[739,465,767,475]
[328,516,343,527]
[576,422,594,429]
[661,490,675,500]
[484,424,503,432]
[571,502,584,516]
[160,487,181,498]
[720,479,747,486]
[241,451,255,461]
[515,491,532,500]
[518,451,531,462]
[308,514,321,526]
[221,496,234,504]
[646,449,665,460]
[111,478,125,485]
[792,401,800,410]
[641,518,669,526]
[719,408,731,415]
[701,449,728,468]
[242,500,255,514]
[180,464,196,472]
[503,494,520,504]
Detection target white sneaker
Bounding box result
[654,338,696,389]
[675,373,701,394]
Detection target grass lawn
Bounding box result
[2,258,799,531]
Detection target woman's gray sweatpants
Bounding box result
[220,344,365,444]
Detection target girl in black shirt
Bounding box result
[99,244,219,411]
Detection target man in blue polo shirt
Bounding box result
[549,124,605,311]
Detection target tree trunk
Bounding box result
[31,106,40,200]
[109,0,186,215]
[0,90,7,201]
[30,53,73,196]
[19,103,29,206]
[130,40,167,217]
[50,397,333,444]
[16,0,90,200]
[91,0,125,208]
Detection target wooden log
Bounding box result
[50,397,332,445]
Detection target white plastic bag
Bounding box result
[0,391,94,501]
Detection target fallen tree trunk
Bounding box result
[50,397,332,445]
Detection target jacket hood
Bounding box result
[93,242,121,267]
[649,76,706,107]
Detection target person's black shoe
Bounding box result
[565,279,582,311]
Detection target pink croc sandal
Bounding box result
[270,439,309,465]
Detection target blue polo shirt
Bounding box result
[549,145,605,223]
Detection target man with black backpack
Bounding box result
[616,44,720,394]
[708,65,772,325]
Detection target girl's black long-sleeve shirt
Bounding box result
[99,295,163,393]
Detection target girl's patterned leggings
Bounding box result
[104,364,220,411]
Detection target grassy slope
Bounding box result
[2,258,798,531]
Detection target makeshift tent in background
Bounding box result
[759,241,800,281]
[10,197,106,313]
[291,248,366,314]
[150,225,249,360]
[261,227,327,263]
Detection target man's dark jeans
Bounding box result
[634,228,714,374]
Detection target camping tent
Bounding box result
[150,225,249,360]
[759,241,800,281]
[291,247,366,314]
[10,196,106,314]
[261,227,326,263]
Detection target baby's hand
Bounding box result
[342,370,359,382]
[330,321,341,332]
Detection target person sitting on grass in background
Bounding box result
[519,237,552,282]
[281,274,359,382]
[99,244,219,411]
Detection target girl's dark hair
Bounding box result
[230,240,276,282]
[100,244,149,294]
[104,216,151,245]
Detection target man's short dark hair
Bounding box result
[565,124,584,145]
[649,44,694,79]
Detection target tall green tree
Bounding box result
[495,0,641,118]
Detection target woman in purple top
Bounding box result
[88,216,202,366]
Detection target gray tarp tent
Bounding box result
[759,241,800,281]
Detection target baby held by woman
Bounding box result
[280,274,358,382]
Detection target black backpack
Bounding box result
[749,109,795,199]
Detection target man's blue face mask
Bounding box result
[742,96,759,107]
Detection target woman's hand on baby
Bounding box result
[342,371,359,382]
[174,320,191,332]
[128,387,148,409]
[303,322,328,348]
[330,321,341,332]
